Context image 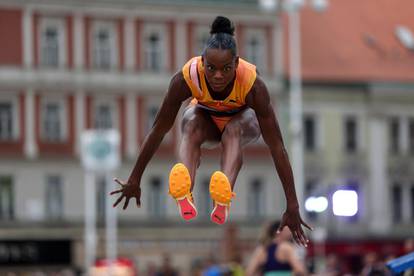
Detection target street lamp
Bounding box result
[260,0,329,216]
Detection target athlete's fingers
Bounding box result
[113,178,125,186]
[123,197,130,210]
[301,220,313,231]
[136,197,141,207]
[299,233,307,247]
[297,230,308,247]
[291,230,301,245]
[109,189,123,195]
[294,231,306,247]
[113,195,124,208]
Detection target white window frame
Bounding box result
[388,116,401,154]
[244,28,267,73]
[148,175,165,218]
[0,95,20,141]
[342,115,360,153]
[93,97,118,130]
[91,20,118,70]
[40,97,67,142]
[142,23,167,72]
[303,112,323,152]
[409,118,414,155]
[0,175,14,220]
[193,25,210,56]
[39,17,66,68]
[145,97,171,143]
[45,174,63,220]
[247,177,266,218]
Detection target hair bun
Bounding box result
[210,16,235,36]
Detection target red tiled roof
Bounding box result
[283,0,414,83]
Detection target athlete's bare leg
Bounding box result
[178,105,221,190]
[220,108,260,189]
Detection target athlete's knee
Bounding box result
[249,120,261,139]
[182,117,205,141]
[222,123,242,143]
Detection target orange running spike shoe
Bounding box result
[168,163,197,221]
[209,171,236,225]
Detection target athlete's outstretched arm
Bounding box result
[110,72,192,209]
[246,76,312,247]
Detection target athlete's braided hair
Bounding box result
[203,16,237,56]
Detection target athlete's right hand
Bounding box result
[110,178,141,210]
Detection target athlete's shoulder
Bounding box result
[182,56,202,69]
[250,74,267,91]
[236,58,257,96]
[182,56,201,81]
[169,71,192,95]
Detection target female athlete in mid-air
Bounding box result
[110,16,311,247]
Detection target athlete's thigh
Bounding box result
[181,105,222,146]
[225,107,261,146]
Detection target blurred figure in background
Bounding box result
[320,254,341,276]
[202,253,223,276]
[145,261,157,276]
[156,254,179,276]
[361,252,391,276]
[246,220,307,276]
[400,238,413,276]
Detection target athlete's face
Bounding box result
[202,48,239,92]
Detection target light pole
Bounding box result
[259,0,305,214]
[260,0,329,215]
[286,0,305,214]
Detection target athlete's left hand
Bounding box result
[278,208,312,247]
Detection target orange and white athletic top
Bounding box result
[182,56,257,116]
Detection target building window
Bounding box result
[391,184,402,223]
[411,185,414,222]
[194,29,209,56]
[198,178,211,217]
[92,22,117,70]
[344,117,357,153]
[94,103,115,129]
[389,117,400,154]
[0,102,13,141]
[247,178,265,218]
[245,30,266,73]
[145,33,162,72]
[409,118,414,155]
[93,29,111,69]
[304,115,316,151]
[0,176,14,220]
[144,101,171,143]
[246,37,262,67]
[39,19,65,68]
[41,27,59,67]
[148,177,164,218]
[143,24,166,72]
[41,100,65,142]
[45,175,63,220]
[97,177,106,221]
[146,105,158,133]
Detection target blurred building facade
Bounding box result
[0,0,412,273]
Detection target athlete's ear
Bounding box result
[235,56,239,68]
